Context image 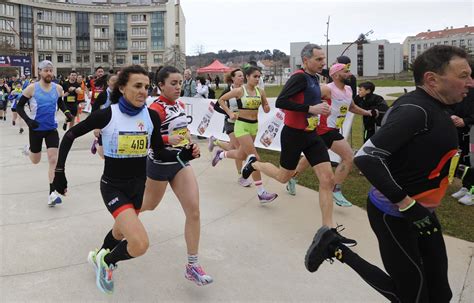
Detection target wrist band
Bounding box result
[399,200,416,212]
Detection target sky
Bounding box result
[179,0,473,55]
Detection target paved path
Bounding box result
[0,119,472,302]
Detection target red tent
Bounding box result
[197,59,232,73]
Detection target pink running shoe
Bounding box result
[258,191,278,204]
[185,264,213,286]
[238,177,252,187]
[212,150,223,167]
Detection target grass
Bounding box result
[256,113,474,243]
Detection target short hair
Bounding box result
[95,66,104,72]
[358,81,375,93]
[69,70,77,75]
[301,43,322,61]
[413,45,468,86]
[156,66,181,85]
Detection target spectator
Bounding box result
[182,68,196,97]
[195,77,209,98]
[214,75,220,89]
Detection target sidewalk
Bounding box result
[0,122,472,302]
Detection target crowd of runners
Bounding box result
[1,43,472,302]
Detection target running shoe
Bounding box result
[48,191,62,207]
[22,144,30,156]
[207,136,217,152]
[241,154,257,179]
[258,191,278,204]
[12,120,15,126]
[185,264,213,286]
[211,150,223,167]
[87,249,99,274]
[96,249,116,294]
[238,177,252,187]
[286,178,297,196]
[458,192,474,206]
[333,191,353,207]
[304,226,339,273]
[452,187,469,199]
[91,139,98,155]
[19,127,24,134]
[332,225,357,247]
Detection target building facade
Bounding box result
[0,0,185,77]
[403,26,474,64]
[290,40,403,77]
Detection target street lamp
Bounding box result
[340,29,374,57]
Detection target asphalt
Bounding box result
[0,99,473,302]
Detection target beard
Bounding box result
[42,76,52,83]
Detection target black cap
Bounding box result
[336,55,351,64]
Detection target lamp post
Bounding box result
[340,29,374,57]
[324,16,330,61]
[393,47,396,80]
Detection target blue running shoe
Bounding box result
[95,249,116,294]
[87,249,99,274]
[286,178,297,196]
[333,191,352,207]
[212,150,223,167]
[48,191,62,207]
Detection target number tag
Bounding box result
[336,115,346,129]
[306,115,319,131]
[171,127,190,147]
[66,96,76,102]
[117,131,147,156]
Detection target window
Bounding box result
[451,40,457,46]
[102,54,109,63]
[57,54,70,63]
[76,55,82,63]
[429,42,434,47]
[116,55,126,65]
[94,14,109,25]
[153,54,163,64]
[38,39,52,50]
[95,54,109,63]
[83,54,90,63]
[423,43,427,49]
[56,26,71,37]
[140,54,147,64]
[0,20,14,31]
[378,45,384,70]
[150,12,164,50]
[39,53,53,62]
[0,34,15,45]
[131,41,147,50]
[132,54,147,64]
[37,24,52,36]
[0,4,14,16]
[114,13,128,50]
[468,39,473,46]
[436,42,441,45]
[76,12,90,51]
[37,10,53,21]
[460,39,465,47]
[94,27,109,39]
[131,27,147,36]
[131,14,147,22]
[417,44,421,50]
[57,40,71,51]
[444,41,449,45]
[56,12,71,23]
[94,41,110,51]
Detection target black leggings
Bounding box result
[339,199,452,303]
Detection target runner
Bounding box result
[52,65,200,294]
[62,71,82,130]
[304,45,472,303]
[208,68,252,187]
[9,81,25,134]
[212,65,277,203]
[240,44,356,243]
[75,74,88,122]
[16,60,74,207]
[0,78,11,121]
[285,63,374,207]
[140,66,213,286]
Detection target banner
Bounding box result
[146,97,355,163]
[0,55,32,76]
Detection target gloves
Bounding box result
[64,110,74,122]
[53,168,68,195]
[370,109,378,118]
[400,201,440,237]
[27,119,39,130]
[176,144,198,165]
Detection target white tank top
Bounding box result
[323,82,353,130]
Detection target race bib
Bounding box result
[171,127,190,147]
[244,97,260,109]
[66,96,76,103]
[94,92,100,99]
[448,151,460,184]
[117,131,148,156]
[306,115,319,131]
[336,115,346,129]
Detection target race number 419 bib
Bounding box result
[117,131,148,156]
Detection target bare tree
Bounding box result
[164,44,186,71]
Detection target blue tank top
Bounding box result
[30,83,59,131]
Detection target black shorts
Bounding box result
[0,99,7,110]
[320,129,344,149]
[147,157,189,181]
[65,102,78,116]
[29,129,59,153]
[280,125,330,170]
[223,119,235,135]
[11,107,16,112]
[100,175,145,218]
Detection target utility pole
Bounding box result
[325,16,330,62]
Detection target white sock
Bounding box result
[188,254,198,265]
[255,180,265,195]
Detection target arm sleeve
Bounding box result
[16,95,33,124]
[56,109,111,169]
[275,73,310,112]
[148,109,181,162]
[57,97,68,113]
[92,91,107,112]
[354,104,429,203]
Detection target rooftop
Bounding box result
[414,25,474,40]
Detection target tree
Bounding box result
[164,44,186,71]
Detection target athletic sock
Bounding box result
[333,184,342,192]
[104,240,133,266]
[220,151,226,159]
[188,254,198,265]
[100,229,122,251]
[255,180,265,195]
[49,183,55,194]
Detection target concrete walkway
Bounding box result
[0,120,472,302]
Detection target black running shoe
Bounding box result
[19,127,24,134]
[332,225,357,247]
[62,122,67,131]
[241,154,257,179]
[304,226,339,273]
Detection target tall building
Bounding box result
[0,0,185,77]
[403,25,474,64]
[290,40,403,77]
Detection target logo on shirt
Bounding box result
[137,121,145,131]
